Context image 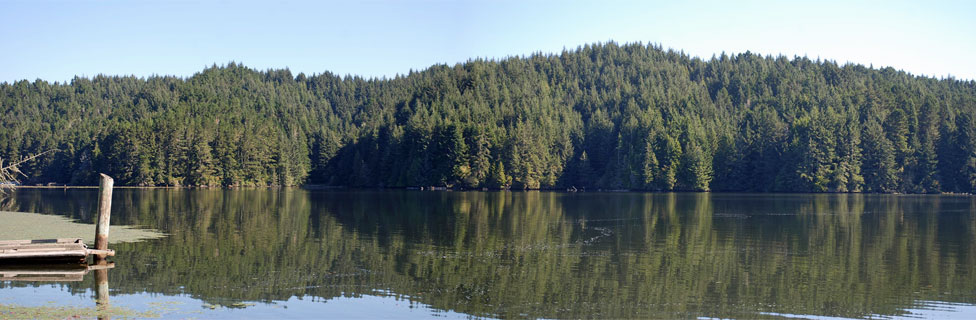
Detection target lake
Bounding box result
[1,189,975,319]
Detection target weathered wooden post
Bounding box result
[94,173,113,260]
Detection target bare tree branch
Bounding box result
[0,150,57,193]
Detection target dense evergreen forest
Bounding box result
[2,42,975,193]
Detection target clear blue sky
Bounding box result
[1,0,974,83]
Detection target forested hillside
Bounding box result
[2,42,975,193]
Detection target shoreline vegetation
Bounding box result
[2,42,975,194]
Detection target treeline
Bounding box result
[1,42,976,192]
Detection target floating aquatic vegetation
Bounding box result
[0,211,165,243]
[0,303,160,319]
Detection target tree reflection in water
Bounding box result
[1,189,974,318]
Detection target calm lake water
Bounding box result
[1,189,975,319]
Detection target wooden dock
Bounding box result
[0,174,117,264]
[0,238,114,263]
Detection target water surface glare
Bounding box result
[1,190,975,318]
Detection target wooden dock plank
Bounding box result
[0,250,88,259]
[0,244,86,251]
[0,238,114,262]
[0,238,83,246]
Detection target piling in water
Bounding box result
[94,173,113,260]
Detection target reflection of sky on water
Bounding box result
[0,285,475,319]
[6,285,976,319]
[760,301,976,320]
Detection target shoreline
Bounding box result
[8,185,973,196]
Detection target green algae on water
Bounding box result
[0,303,160,319]
[0,211,165,243]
